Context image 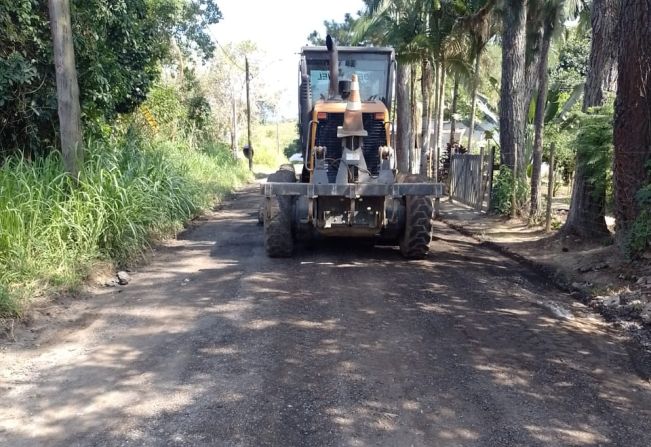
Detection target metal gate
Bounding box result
[449,151,494,210]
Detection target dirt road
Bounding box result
[2,185,650,447]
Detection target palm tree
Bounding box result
[459,0,498,152]
[355,0,429,173]
[529,0,584,220]
[424,2,474,179]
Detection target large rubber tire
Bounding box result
[264,196,294,257]
[398,173,434,259]
[279,163,296,176]
[259,168,297,225]
[399,195,433,259]
[263,168,296,257]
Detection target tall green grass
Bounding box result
[250,121,296,169]
[0,137,251,315]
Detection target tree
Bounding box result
[0,0,221,158]
[529,0,575,220]
[48,0,83,177]
[355,0,427,172]
[421,59,434,175]
[613,0,651,234]
[564,0,618,238]
[461,0,497,152]
[423,1,472,178]
[308,13,359,46]
[499,0,528,174]
[396,63,412,172]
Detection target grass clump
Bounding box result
[0,135,251,316]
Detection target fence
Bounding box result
[449,149,495,210]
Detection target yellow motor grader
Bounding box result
[261,36,444,258]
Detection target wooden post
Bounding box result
[487,146,495,211]
[477,146,486,211]
[545,143,555,232]
[449,155,454,204]
[48,0,83,178]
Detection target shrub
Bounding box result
[491,166,528,216]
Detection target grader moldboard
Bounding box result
[261,36,445,259]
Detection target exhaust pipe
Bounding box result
[326,35,339,100]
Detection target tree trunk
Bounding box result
[583,0,619,109]
[420,58,433,176]
[48,0,83,178]
[529,24,552,220]
[449,73,459,146]
[467,51,481,151]
[430,61,440,177]
[396,62,411,173]
[613,0,651,233]
[410,63,419,173]
[499,0,527,174]
[434,59,446,182]
[564,0,619,238]
[525,7,544,108]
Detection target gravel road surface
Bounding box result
[1,185,650,447]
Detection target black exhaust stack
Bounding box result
[326,35,339,100]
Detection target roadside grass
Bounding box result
[250,121,296,169]
[0,137,251,316]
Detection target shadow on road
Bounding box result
[2,186,650,447]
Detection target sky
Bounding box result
[210,0,365,120]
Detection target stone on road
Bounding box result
[1,185,650,446]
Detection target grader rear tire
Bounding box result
[269,167,296,183]
[264,168,296,257]
[399,195,433,259]
[264,196,294,257]
[397,173,433,259]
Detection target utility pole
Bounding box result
[245,57,252,149]
[276,119,280,154]
[545,143,555,232]
[48,0,83,178]
[244,57,253,171]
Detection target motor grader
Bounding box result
[261,36,444,258]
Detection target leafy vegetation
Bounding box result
[0,0,282,315]
[0,134,250,316]
[491,166,529,215]
[0,0,221,156]
[572,101,614,207]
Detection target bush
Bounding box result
[0,136,250,316]
[491,166,528,216]
[573,102,614,207]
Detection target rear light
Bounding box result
[317,112,328,120]
[374,112,385,121]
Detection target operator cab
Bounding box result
[298,45,395,184]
